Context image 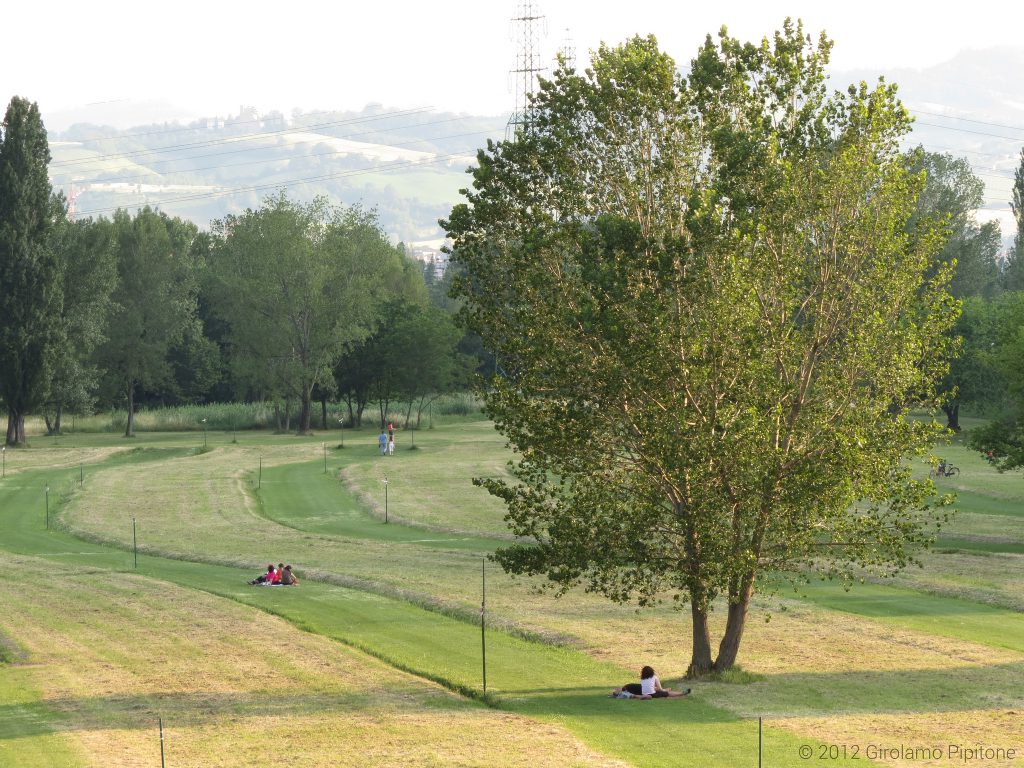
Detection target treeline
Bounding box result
[1,97,477,445]
[909,146,1024,470]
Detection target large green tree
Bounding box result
[0,97,60,445]
[444,26,956,674]
[906,149,1001,301]
[967,292,1024,467]
[209,194,405,433]
[43,210,117,434]
[96,207,200,437]
[904,150,1002,430]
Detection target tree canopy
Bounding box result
[208,194,408,433]
[0,97,59,445]
[96,207,200,437]
[444,24,957,674]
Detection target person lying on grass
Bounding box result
[611,666,691,699]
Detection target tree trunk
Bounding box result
[6,409,27,446]
[125,384,135,438]
[298,383,312,434]
[715,576,755,672]
[54,403,62,435]
[687,602,714,677]
[942,402,961,433]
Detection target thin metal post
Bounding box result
[80,462,83,485]
[258,456,262,489]
[481,557,487,694]
[159,716,166,768]
[323,442,327,473]
[384,477,389,524]
[132,517,138,568]
[759,716,762,768]
[45,486,50,529]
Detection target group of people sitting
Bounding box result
[610,666,691,699]
[250,563,299,586]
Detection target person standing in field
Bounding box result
[388,434,395,456]
[379,430,388,456]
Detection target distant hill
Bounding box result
[835,47,1024,249]
[46,104,508,246]
[43,47,1024,247]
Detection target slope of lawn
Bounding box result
[0,553,632,768]
[0,452,874,768]
[4,422,1024,766]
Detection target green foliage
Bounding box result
[0,97,59,445]
[906,148,1001,300]
[966,291,1024,467]
[208,194,406,433]
[95,207,200,436]
[445,23,957,673]
[1003,148,1024,290]
[43,212,118,432]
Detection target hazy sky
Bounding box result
[5,0,1024,118]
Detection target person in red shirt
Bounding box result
[250,564,276,585]
[270,563,284,584]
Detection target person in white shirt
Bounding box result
[611,666,690,699]
[640,666,689,698]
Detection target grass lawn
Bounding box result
[2,420,1023,765]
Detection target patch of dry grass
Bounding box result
[0,554,627,768]
[53,438,1024,766]
[342,429,514,537]
[890,551,1024,612]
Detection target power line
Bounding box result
[49,107,435,170]
[60,130,497,187]
[914,120,1024,144]
[74,151,473,218]
[51,120,504,187]
[48,105,388,144]
[909,108,1024,135]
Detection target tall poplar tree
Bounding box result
[0,97,59,445]
[1006,148,1024,290]
[445,25,957,674]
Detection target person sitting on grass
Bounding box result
[279,564,299,586]
[641,665,689,697]
[250,564,276,585]
[611,666,691,699]
[270,563,284,585]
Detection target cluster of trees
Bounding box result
[909,134,1024,470]
[444,24,1019,675]
[0,97,474,445]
